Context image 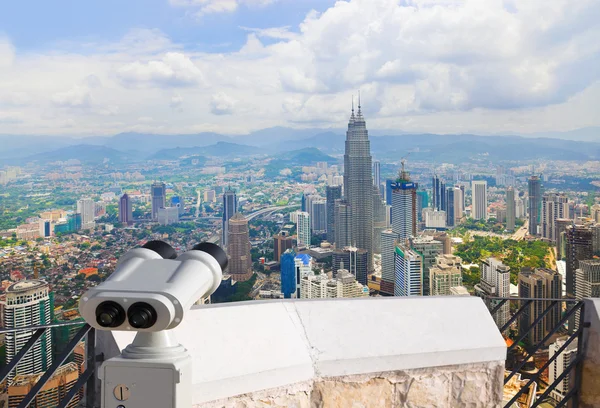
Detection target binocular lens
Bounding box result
[128,302,158,329]
[96,301,126,328]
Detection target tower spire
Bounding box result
[357,90,362,115]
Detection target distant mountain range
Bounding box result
[0,126,598,165]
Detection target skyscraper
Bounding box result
[394,243,423,296]
[471,180,488,220]
[432,175,442,211]
[565,224,593,298]
[555,218,573,260]
[575,259,600,303]
[476,258,510,329]
[429,254,463,296]
[151,181,166,221]
[332,246,369,285]
[542,193,569,243]
[325,185,342,243]
[373,160,381,189]
[280,249,296,299]
[273,232,295,262]
[391,161,417,241]
[528,175,542,235]
[2,280,53,381]
[506,187,516,232]
[343,98,374,270]
[518,268,562,345]
[410,236,443,296]
[310,200,327,234]
[222,187,238,247]
[296,211,311,247]
[227,213,252,282]
[373,185,388,254]
[119,193,133,225]
[380,229,399,295]
[416,190,429,222]
[453,186,464,224]
[334,199,352,248]
[548,337,577,402]
[171,195,185,215]
[446,187,456,227]
[76,198,95,230]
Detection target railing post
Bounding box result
[86,327,98,408]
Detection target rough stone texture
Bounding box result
[196,361,504,408]
[581,299,600,408]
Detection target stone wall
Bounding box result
[581,298,600,408]
[198,361,504,408]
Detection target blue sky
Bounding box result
[0,0,598,136]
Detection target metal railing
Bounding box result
[0,321,99,408]
[485,297,588,408]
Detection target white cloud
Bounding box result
[117,52,205,88]
[170,94,184,109]
[240,26,297,40]
[52,85,93,108]
[0,36,15,68]
[169,0,278,16]
[210,92,237,115]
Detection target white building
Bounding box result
[423,208,446,229]
[296,211,311,247]
[76,198,96,230]
[541,193,569,243]
[471,180,488,220]
[158,206,180,225]
[1,280,53,381]
[300,268,369,299]
[380,229,399,295]
[549,337,577,402]
[430,254,463,296]
[475,257,510,329]
[394,243,423,296]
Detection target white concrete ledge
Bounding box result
[98,296,506,404]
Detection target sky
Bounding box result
[0,0,599,136]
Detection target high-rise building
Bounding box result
[294,254,313,298]
[429,254,463,296]
[380,229,399,295]
[118,193,133,225]
[542,193,569,243]
[471,180,488,220]
[385,179,394,206]
[76,198,95,230]
[548,337,577,402]
[423,208,446,229]
[591,204,600,223]
[170,195,185,215]
[475,258,510,329]
[332,246,368,286]
[222,187,238,247]
[505,187,516,232]
[157,207,180,225]
[343,99,374,270]
[555,218,573,260]
[203,189,216,203]
[565,224,593,298]
[151,181,166,221]
[446,187,456,227]
[2,280,53,381]
[575,259,600,302]
[334,199,352,248]
[39,219,52,238]
[394,243,423,296]
[310,200,327,234]
[432,175,442,211]
[280,250,296,299]
[391,161,417,241]
[273,232,295,262]
[296,211,311,247]
[326,185,342,243]
[416,190,429,222]
[373,185,388,254]
[528,176,542,235]
[373,160,381,189]
[227,213,253,282]
[410,236,444,296]
[518,268,562,345]
[301,267,369,299]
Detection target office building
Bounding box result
[222,187,238,248]
[429,254,463,296]
[445,187,456,227]
[373,160,381,189]
[423,208,446,229]
[150,181,166,221]
[280,249,296,299]
[518,268,562,345]
[528,176,542,235]
[380,229,399,295]
[416,190,429,222]
[310,200,327,234]
[506,187,516,232]
[410,236,444,296]
[273,232,295,262]
[39,219,52,238]
[296,211,311,247]
[332,246,369,285]
[432,175,444,211]
[334,199,352,248]
[471,180,488,220]
[301,267,369,299]
[325,185,342,243]
[76,198,95,230]
[548,337,577,402]
[293,254,313,298]
[542,193,569,243]
[575,259,600,304]
[227,213,253,282]
[556,218,572,260]
[157,207,179,225]
[394,243,423,296]
[2,280,53,381]
[118,193,133,225]
[591,204,600,223]
[385,179,394,207]
[343,99,374,270]
[565,224,593,298]
[373,185,388,254]
[203,189,216,203]
[170,195,184,215]
[475,258,510,329]
[391,162,418,241]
